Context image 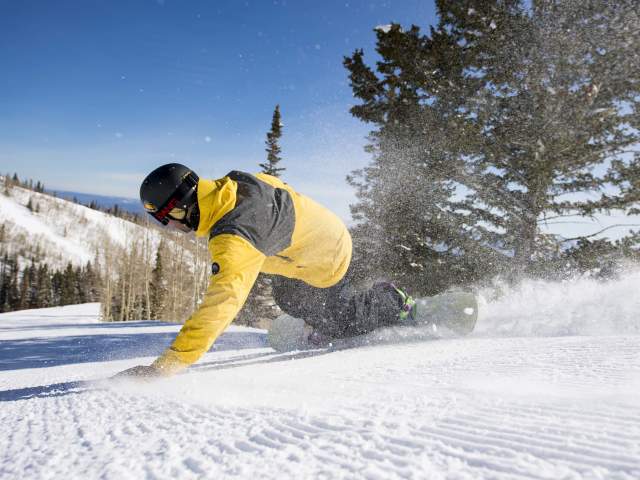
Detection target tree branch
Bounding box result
[560,224,640,243]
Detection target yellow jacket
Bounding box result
[152,171,352,374]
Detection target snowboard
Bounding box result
[268,290,479,353]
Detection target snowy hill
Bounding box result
[0,182,156,269]
[1,272,639,479]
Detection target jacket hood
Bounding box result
[194,177,237,237]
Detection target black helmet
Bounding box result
[140,163,200,229]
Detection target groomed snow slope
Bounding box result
[1,273,639,479]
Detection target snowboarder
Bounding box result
[116,163,419,378]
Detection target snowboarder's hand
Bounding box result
[113,365,161,380]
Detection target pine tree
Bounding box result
[83,261,100,303]
[17,263,30,310]
[60,263,77,305]
[239,105,286,325]
[6,254,20,310]
[36,264,52,308]
[345,1,640,286]
[0,253,10,312]
[26,263,39,309]
[51,270,63,306]
[75,265,86,303]
[26,197,34,212]
[260,105,285,177]
[344,24,498,293]
[149,244,168,320]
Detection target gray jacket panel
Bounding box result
[210,171,295,256]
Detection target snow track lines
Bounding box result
[1,305,639,479]
[2,386,639,479]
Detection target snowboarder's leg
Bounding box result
[271,274,404,339]
[325,281,404,337]
[270,275,332,328]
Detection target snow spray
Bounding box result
[475,269,640,337]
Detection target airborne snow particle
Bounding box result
[204,136,212,143]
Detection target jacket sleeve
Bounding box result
[152,234,265,375]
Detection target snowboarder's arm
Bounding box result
[151,234,265,375]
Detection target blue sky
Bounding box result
[0,0,438,221]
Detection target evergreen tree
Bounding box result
[36,264,52,308]
[0,253,10,312]
[17,263,29,310]
[26,197,34,212]
[83,261,100,302]
[51,270,63,306]
[344,0,640,287]
[6,254,20,310]
[149,244,167,320]
[445,0,639,275]
[344,24,499,293]
[60,263,77,305]
[75,265,86,303]
[239,105,287,325]
[260,105,285,177]
[26,263,39,309]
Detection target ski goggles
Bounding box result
[143,172,197,225]
[143,203,187,221]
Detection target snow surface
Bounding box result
[1,273,640,479]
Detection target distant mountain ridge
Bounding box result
[49,190,144,215]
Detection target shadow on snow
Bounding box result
[0,381,100,402]
[0,348,333,402]
[0,320,186,333]
[0,328,268,371]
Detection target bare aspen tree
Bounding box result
[141,216,154,319]
[99,236,116,321]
